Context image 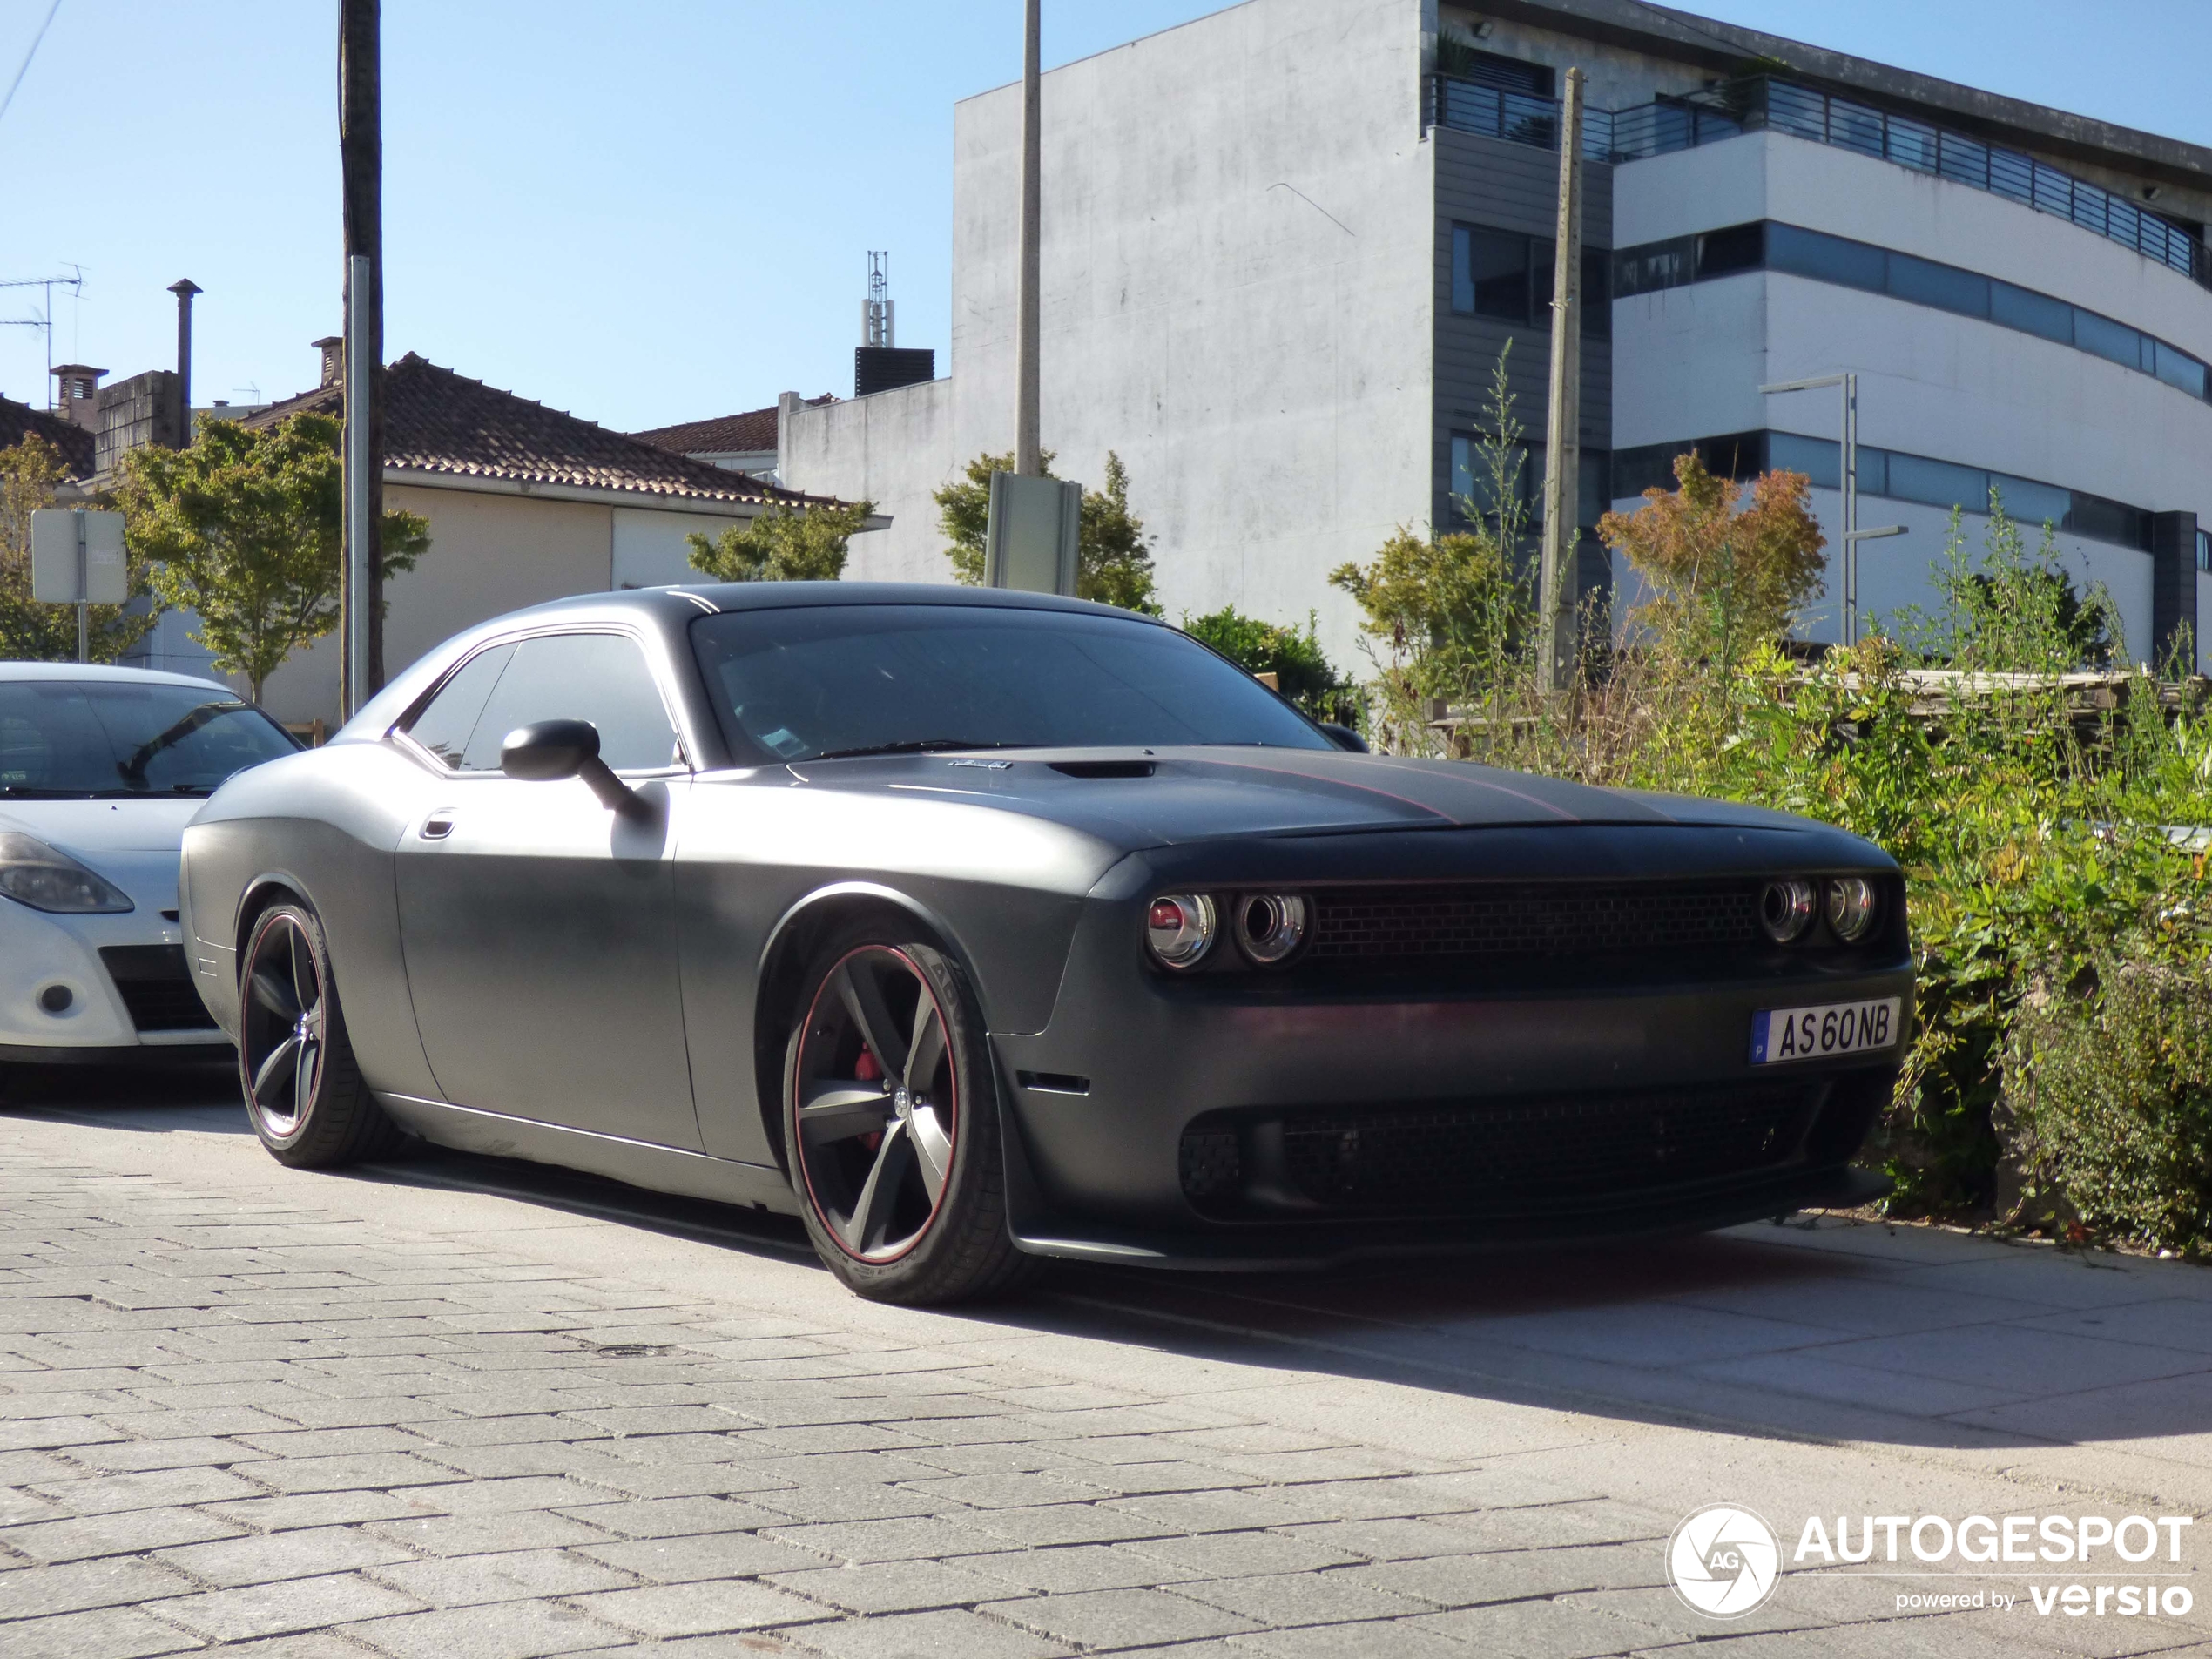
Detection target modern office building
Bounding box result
[782,0,2212,671]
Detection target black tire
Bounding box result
[783,925,1038,1305]
[239,902,401,1167]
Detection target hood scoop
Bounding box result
[1049,759,1156,779]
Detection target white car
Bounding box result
[0,663,299,1082]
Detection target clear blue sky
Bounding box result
[2,1,2205,435]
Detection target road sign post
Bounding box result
[983,471,1081,597]
[30,508,128,663]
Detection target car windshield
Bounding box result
[690,604,1332,764]
[0,679,300,798]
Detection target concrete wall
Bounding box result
[1610,131,2212,668]
[785,0,1439,668]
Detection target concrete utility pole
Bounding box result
[1536,67,1585,691]
[1014,0,1042,476]
[339,0,384,718]
[168,280,200,439]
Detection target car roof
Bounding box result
[0,660,243,694]
[521,581,1154,623]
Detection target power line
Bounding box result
[0,0,65,130]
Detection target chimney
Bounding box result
[169,280,201,431]
[50,364,106,430]
[313,335,344,388]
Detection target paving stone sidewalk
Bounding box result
[0,1137,2201,1659]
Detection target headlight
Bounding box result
[1235,893,1309,965]
[1826,876,1878,942]
[1758,878,1817,944]
[0,833,134,914]
[1144,893,1216,969]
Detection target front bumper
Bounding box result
[987,853,1912,1268]
[0,883,229,1058]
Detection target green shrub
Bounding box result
[2005,955,2212,1250]
[1181,606,1351,723]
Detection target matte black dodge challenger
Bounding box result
[180,584,1911,1303]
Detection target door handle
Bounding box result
[420,814,455,840]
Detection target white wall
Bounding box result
[785,378,957,585]
[612,507,747,590]
[785,0,1439,668]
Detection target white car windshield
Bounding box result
[0,680,300,799]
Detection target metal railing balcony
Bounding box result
[1427,73,2212,293]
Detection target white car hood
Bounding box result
[0,798,203,856]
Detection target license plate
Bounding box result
[1750,997,1902,1065]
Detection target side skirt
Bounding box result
[377,1092,803,1217]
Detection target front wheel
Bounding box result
[239,902,401,1167]
[784,930,1035,1304]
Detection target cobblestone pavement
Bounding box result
[2,1078,2209,1658]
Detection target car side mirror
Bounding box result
[501,720,651,819]
[1318,723,1369,753]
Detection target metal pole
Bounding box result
[1842,373,1858,647]
[74,510,86,664]
[1014,0,1042,477]
[345,257,373,716]
[340,0,385,714]
[1537,67,1585,691]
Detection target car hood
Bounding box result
[784,747,1816,846]
[0,798,203,856]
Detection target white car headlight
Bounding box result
[0,832,135,914]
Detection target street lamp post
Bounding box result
[1759,373,1905,647]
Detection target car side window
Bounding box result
[442,633,680,773]
[404,644,516,769]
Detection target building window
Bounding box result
[1451,224,1609,336]
[1615,430,2156,553]
[1615,219,2212,411]
[1450,435,1608,529]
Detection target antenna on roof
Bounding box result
[861,252,894,349]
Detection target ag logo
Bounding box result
[1667,1504,1781,1618]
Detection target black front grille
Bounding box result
[1308,882,1758,962]
[1177,1081,1824,1216]
[1279,1082,1820,1209]
[98,945,219,1033]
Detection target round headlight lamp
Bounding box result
[1758,878,1817,944]
[1144,893,1217,969]
[1235,893,1309,965]
[1826,876,1878,942]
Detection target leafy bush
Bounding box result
[2006,955,2212,1250]
[687,499,875,583]
[1182,606,1349,721]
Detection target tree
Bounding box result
[0,434,160,663]
[685,498,875,583]
[117,415,428,702]
[1181,605,1349,721]
[934,449,1160,615]
[1596,452,1825,671]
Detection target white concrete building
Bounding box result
[782,0,2212,671]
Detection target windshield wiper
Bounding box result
[806,739,1034,761]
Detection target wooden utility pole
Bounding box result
[339,0,384,715]
[1014,0,1042,476]
[1537,67,1585,691]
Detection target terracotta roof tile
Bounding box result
[242,355,829,509]
[0,395,95,477]
[631,395,836,459]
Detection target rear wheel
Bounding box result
[784,928,1035,1304]
[239,902,400,1167]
